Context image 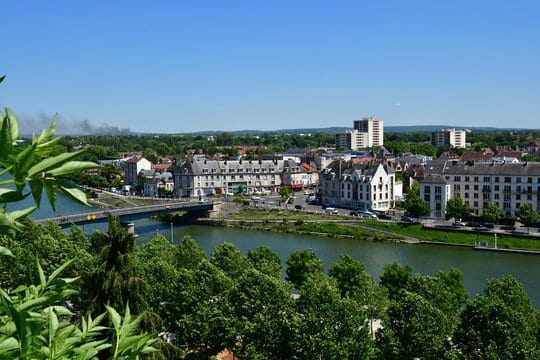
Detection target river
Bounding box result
[18,194,540,307]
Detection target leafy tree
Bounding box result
[446,197,472,221]
[482,202,502,224]
[231,269,298,359]
[517,203,540,233]
[0,76,158,359]
[403,182,430,219]
[379,262,413,301]
[210,241,250,279]
[83,216,149,320]
[375,291,451,360]
[294,277,375,359]
[247,245,282,279]
[285,249,324,289]
[279,185,291,200]
[454,275,540,359]
[328,254,387,335]
[172,261,235,359]
[176,235,207,270]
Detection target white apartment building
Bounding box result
[169,158,287,198]
[336,117,384,150]
[123,156,152,186]
[319,161,395,212]
[423,160,540,218]
[419,174,453,219]
[431,128,467,149]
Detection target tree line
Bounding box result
[2,218,540,359]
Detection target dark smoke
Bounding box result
[18,113,132,136]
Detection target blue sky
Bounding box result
[1,1,539,134]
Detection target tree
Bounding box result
[231,269,298,359]
[0,76,158,359]
[285,249,324,289]
[328,254,387,335]
[247,245,282,279]
[454,276,540,359]
[517,203,540,233]
[379,262,413,301]
[83,216,149,320]
[482,202,502,224]
[176,235,207,270]
[403,183,430,219]
[279,185,291,200]
[446,197,472,221]
[294,277,375,359]
[171,261,235,359]
[210,241,250,279]
[375,291,452,360]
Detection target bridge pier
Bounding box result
[121,222,136,237]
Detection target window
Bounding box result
[474,185,479,191]
[465,184,470,190]
[473,201,478,207]
[465,176,470,182]
[495,185,499,191]
[504,177,511,183]
[465,193,470,198]
[454,184,461,191]
[483,193,490,200]
[474,176,479,182]
[435,186,442,194]
[473,193,479,199]
[528,177,533,183]
[516,177,522,183]
[425,186,431,193]
[483,176,490,182]
[495,177,499,183]
[454,176,461,181]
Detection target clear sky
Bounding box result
[1,0,539,135]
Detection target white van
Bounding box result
[324,207,338,214]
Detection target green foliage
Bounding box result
[0,258,157,359]
[445,197,472,221]
[482,202,502,224]
[285,249,324,289]
[210,241,250,279]
[84,217,149,319]
[403,182,430,219]
[379,262,413,301]
[0,107,96,236]
[376,291,452,360]
[279,186,291,200]
[517,203,540,230]
[247,245,282,279]
[454,276,540,359]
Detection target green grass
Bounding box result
[219,207,540,250]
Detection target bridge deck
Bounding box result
[34,200,215,227]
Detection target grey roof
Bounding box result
[426,160,540,177]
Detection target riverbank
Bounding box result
[203,204,540,253]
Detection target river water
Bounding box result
[19,194,540,307]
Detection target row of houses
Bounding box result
[105,147,540,220]
[420,160,540,219]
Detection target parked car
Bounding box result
[400,216,416,223]
[501,225,516,231]
[453,221,467,226]
[324,207,338,215]
[377,213,392,220]
[295,204,305,210]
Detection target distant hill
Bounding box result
[177,125,528,137]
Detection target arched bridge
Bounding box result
[34,200,217,228]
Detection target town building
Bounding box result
[422,160,540,218]
[319,160,395,212]
[430,128,467,149]
[419,174,452,219]
[123,156,152,186]
[335,117,384,150]
[169,158,288,198]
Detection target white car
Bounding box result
[324,207,338,214]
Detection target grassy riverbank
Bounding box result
[214,206,540,251]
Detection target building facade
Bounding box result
[431,128,467,149]
[419,174,453,219]
[319,160,395,212]
[123,156,152,186]
[336,117,384,150]
[424,160,540,217]
[169,158,287,198]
